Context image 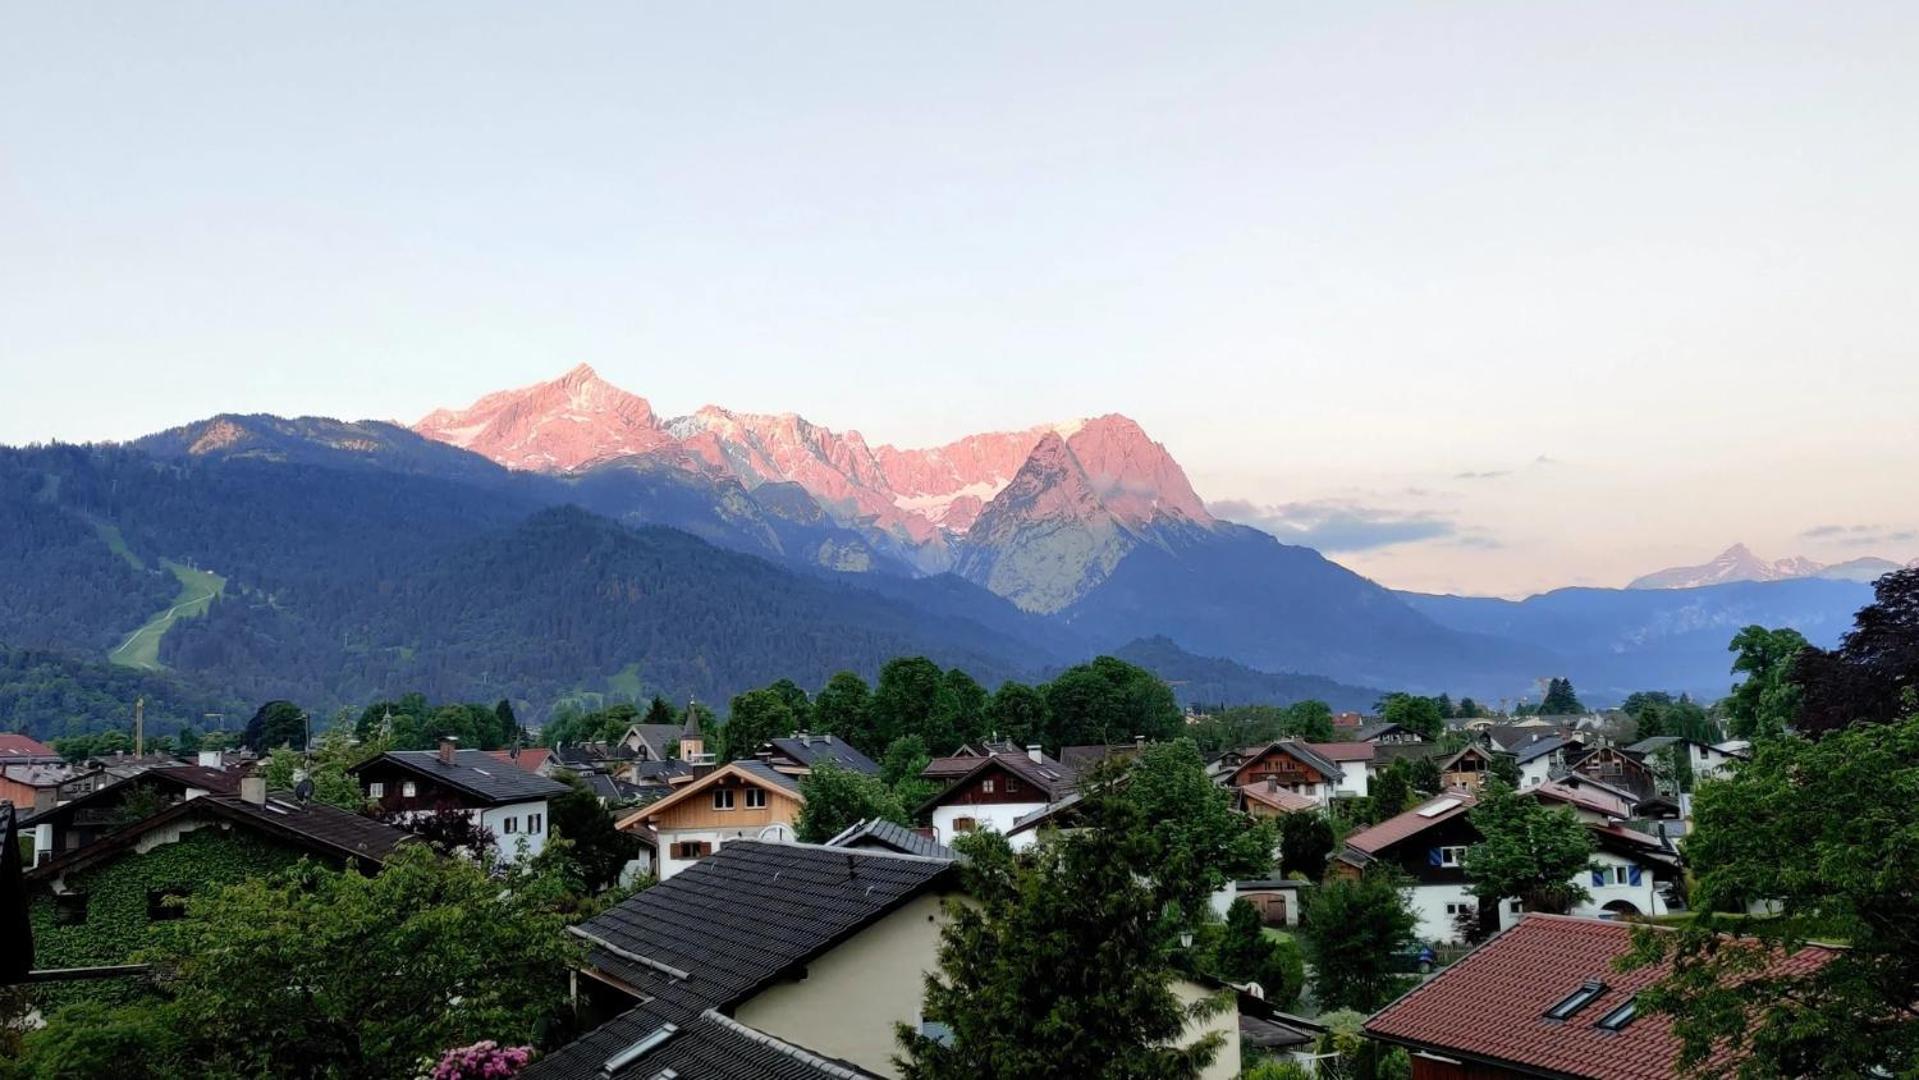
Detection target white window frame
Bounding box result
[401,781,417,798]
[1439,845,1469,867]
[744,788,767,809]
[369,782,385,798]
[528,813,542,833]
[713,789,736,811]
[503,816,518,834]
[981,779,995,794]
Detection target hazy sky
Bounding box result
[4,3,1916,597]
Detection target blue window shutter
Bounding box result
[1591,869,1606,887]
[1628,865,1643,886]
[1429,848,1443,866]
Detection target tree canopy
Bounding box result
[795,762,908,843]
[1464,780,1594,914]
[1724,626,1808,739]
[1301,870,1419,1012]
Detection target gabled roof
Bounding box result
[485,747,553,774]
[614,760,802,831]
[1,763,87,789]
[825,817,955,860]
[26,791,415,880]
[1230,740,1346,781]
[768,733,879,776]
[1306,741,1376,763]
[0,733,56,759]
[623,723,686,755]
[1438,744,1500,771]
[351,749,570,806]
[1623,735,1682,755]
[525,842,955,1080]
[1058,741,1147,772]
[1529,778,1632,820]
[917,750,1077,814]
[1236,784,1320,814]
[921,740,1050,780]
[1366,915,1837,1080]
[1353,722,1409,742]
[1512,735,1572,765]
[1342,790,1479,855]
[1483,724,1579,753]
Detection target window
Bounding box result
[1594,997,1637,1032]
[981,779,995,794]
[744,788,767,809]
[1005,777,1021,793]
[1438,845,1469,867]
[401,781,417,798]
[1508,900,1524,915]
[369,782,385,798]
[1444,902,1472,917]
[147,886,190,922]
[503,816,518,834]
[675,840,712,860]
[53,893,89,926]
[953,817,977,834]
[713,789,736,811]
[528,813,542,833]
[1545,980,1607,1021]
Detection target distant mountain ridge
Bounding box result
[1629,543,1915,590]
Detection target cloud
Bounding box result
[1453,470,1511,481]
[1208,497,1463,553]
[1800,523,1916,548]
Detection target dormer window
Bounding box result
[1545,980,1607,1020]
[1594,997,1637,1031]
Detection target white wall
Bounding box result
[1405,882,1480,944]
[1331,766,1369,800]
[655,824,795,880]
[479,799,549,863]
[1517,756,1555,788]
[930,802,1046,849]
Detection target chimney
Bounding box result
[438,736,459,765]
[1026,745,1042,763]
[198,749,222,770]
[240,775,267,805]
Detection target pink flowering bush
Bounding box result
[429,1041,534,1080]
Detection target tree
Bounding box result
[1725,625,1809,739]
[1463,780,1593,914]
[722,688,798,760]
[880,735,941,811]
[871,657,946,751]
[765,678,813,731]
[1792,569,1919,734]
[1278,810,1335,881]
[1043,657,1182,750]
[1208,898,1304,1008]
[1407,754,1442,795]
[244,699,307,751]
[494,699,521,743]
[795,763,908,843]
[984,680,1050,747]
[31,847,581,1079]
[13,1000,185,1079]
[1377,694,1444,741]
[261,726,372,811]
[641,695,676,728]
[931,668,989,749]
[1121,740,1277,920]
[1301,869,1419,1012]
[546,770,641,890]
[813,671,874,749]
[1369,759,1416,820]
[1620,710,1919,1076]
[895,800,1229,1077]
[1538,678,1584,716]
[1455,696,1483,720]
[1488,751,1521,788]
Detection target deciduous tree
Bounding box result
[1463,780,1593,914]
[1301,870,1419,1012]
[795,763,908,843]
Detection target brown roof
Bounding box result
[0,733,56,759]
[145,764,244,795]
[1529,778,1631,820]
[1343,790,1478,854]
[1236,784,1319,814]
[1307,741,1375,763]
[1366,915,1838,1080]
[919,750,1077,814]
[486,747,553,774]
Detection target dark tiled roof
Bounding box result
[735,758,803,793]
[1483,724,1579,753]
[1353,722,1410,743]
[825,817,955,860]
[1511,735,1572,764]
[920,750,1076,814]
[1057,742,1145,772]
[1240,1013,1318,1050]
[357,749,569,805]
[626,759,693,784]
[1624,736,1683,756]
[769,734,880,775]
[524,842,955,1080]
[144,764,244,795]
[1342,790,1478,855]
[625,724,685,755]
[579,773,647,803]
[620,1010,881,1079]
[1366,916,1837,1080]
[921,740,1037,779]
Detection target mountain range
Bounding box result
[1628,543,1916,590]
[0,366,1891,738]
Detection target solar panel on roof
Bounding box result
[1417,797,1462,817]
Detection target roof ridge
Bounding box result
[698,1009,874,1078]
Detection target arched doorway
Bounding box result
[1601,899,1642,918]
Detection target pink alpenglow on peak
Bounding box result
[412,367,1217,549]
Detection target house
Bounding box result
[17,758,245,867]
[1058,737,1150,773]
[1213,741,1346,807]
[1568,745,1658,800]
[0,733,58,763]
[349,738,570,862]
[613,759,804,879]
[764,732,880,776]
[1235,780,1321,819]
[1308,741,1375,798]
[524,841,1241,1080]
[917,746,1076,848]
[26,775,414,999]
[1510,735,1573,788]
[616,723,686,763]
[1354,722,1424,746]
[485,746,555,776]
[1366,915,1837,1079]
[1436,744,1504,791]
[0,762,101,814]
[825,817,955,859]
[1623,736,1745,783]
[1482,724,1582,755]
[1335,788,1677,943]
[920,739,1042,783]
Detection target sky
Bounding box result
[3,3,1916,597]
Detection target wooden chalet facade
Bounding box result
[615,760,803,880]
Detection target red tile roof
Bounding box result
[1367,915,1837,1080]
[1343,790,1478,854]
[1307,741,1375,763]
[486,747,552,774]
[0,733,56,759]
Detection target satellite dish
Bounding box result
[293,777,315,804]
[757,823,793,843]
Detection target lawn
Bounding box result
[107,559,226,670]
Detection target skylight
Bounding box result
[1545,980,1607,1021]
[603,1023,678,1074]
[1417,797,1462,817]
[1594,997,1637,1031]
